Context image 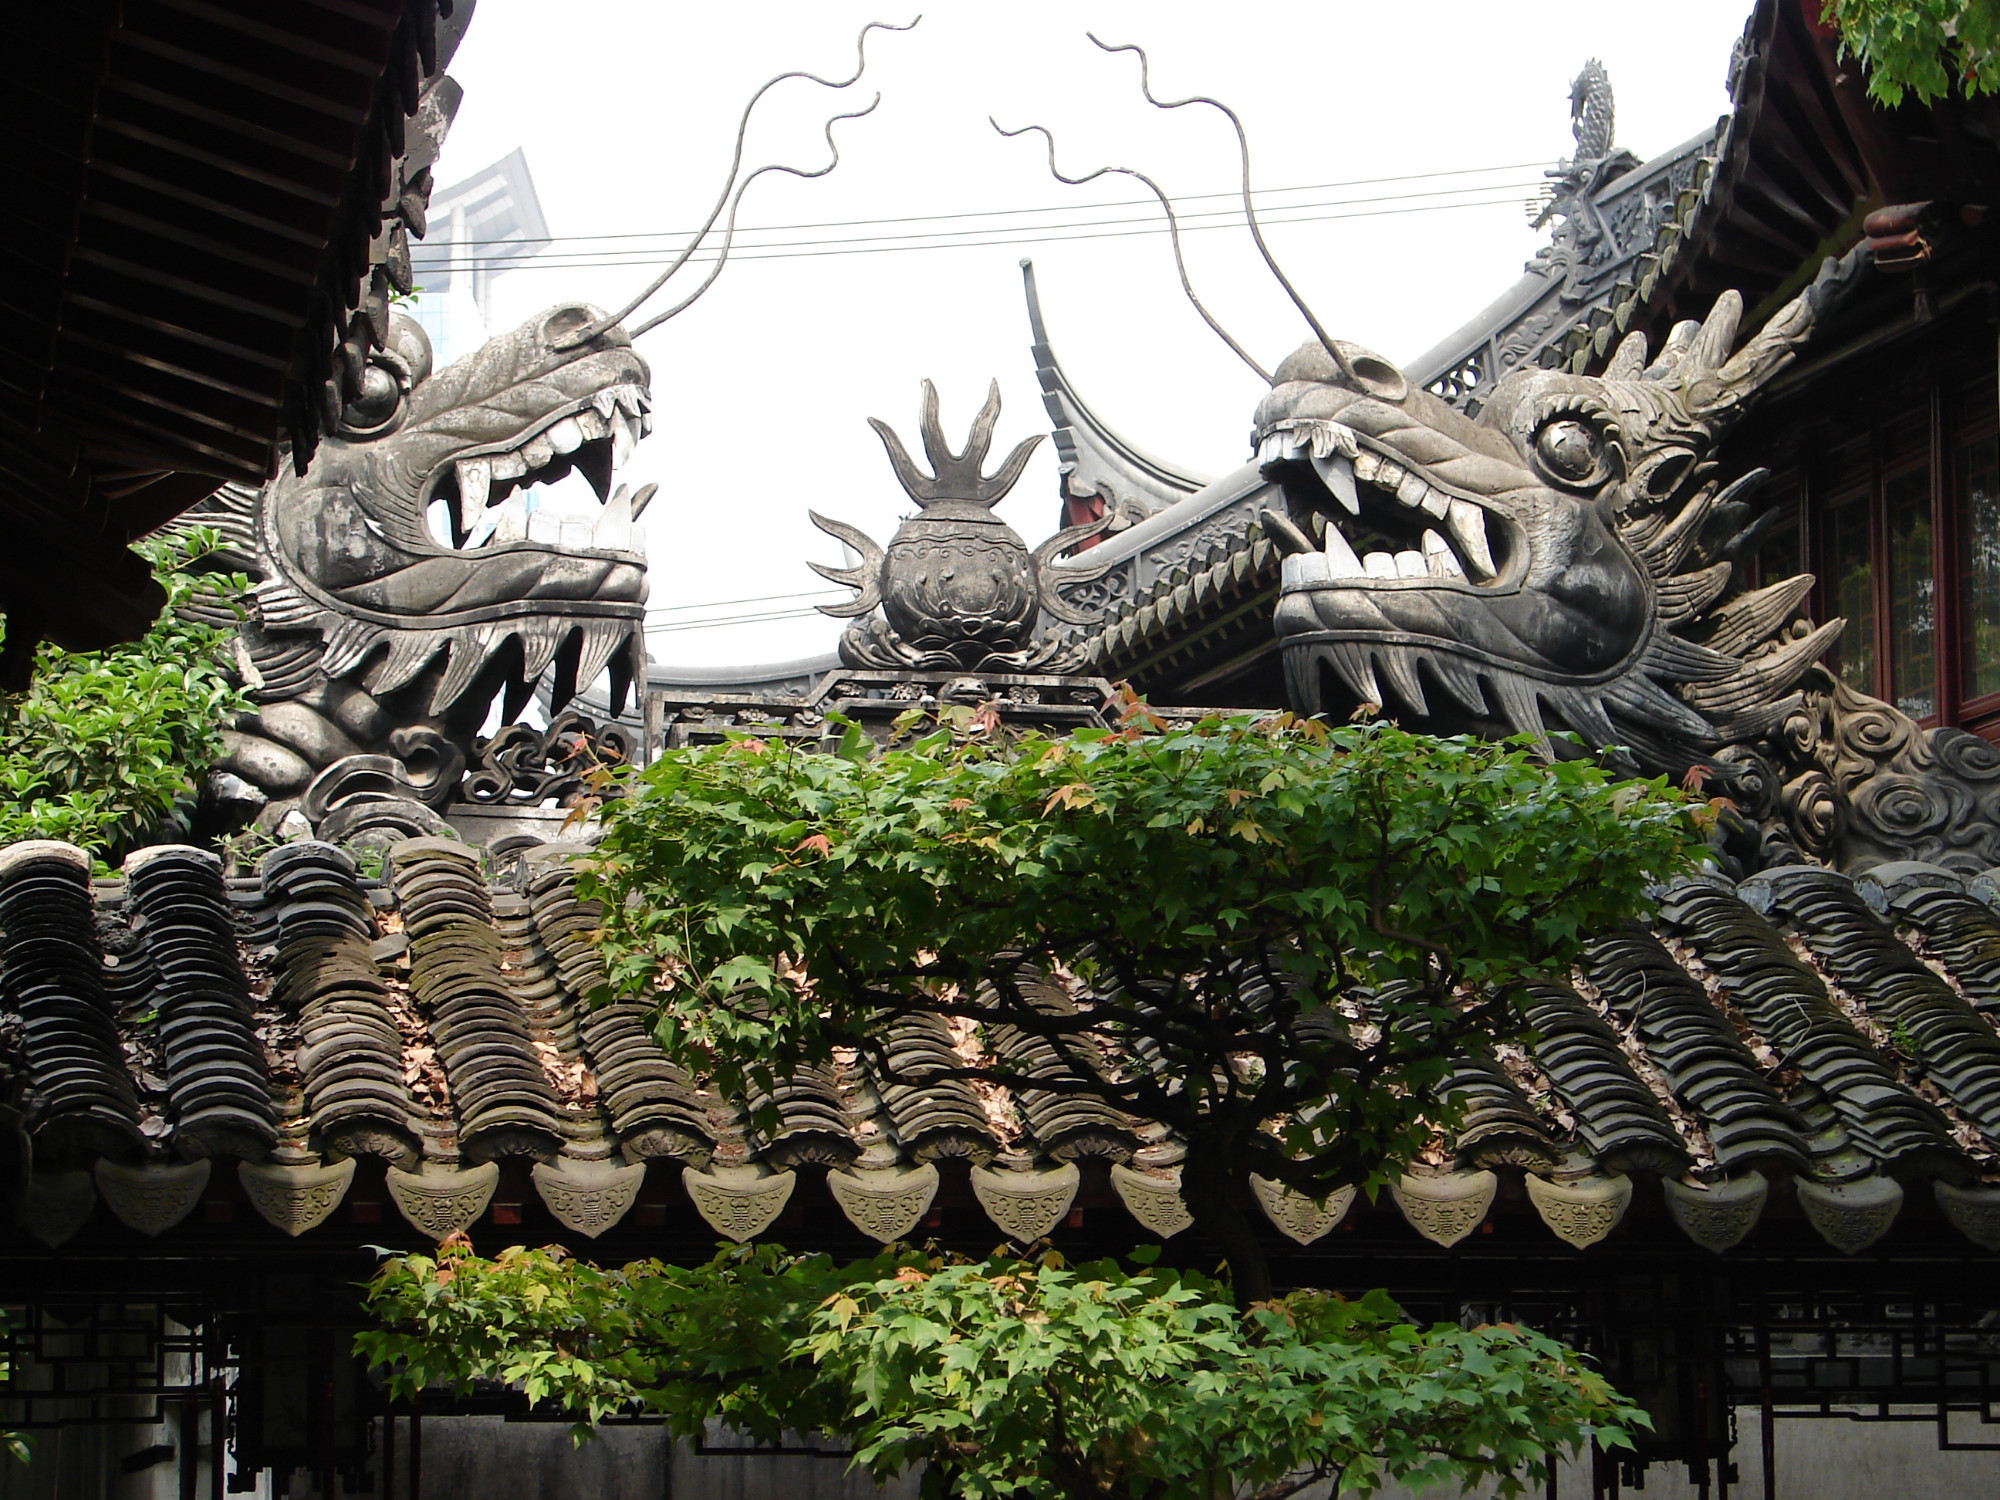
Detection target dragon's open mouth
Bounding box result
[424,383,655,554]
[1254,418,1519,589]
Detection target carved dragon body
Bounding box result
[1250,258,2000,874]
[186,304,655,833]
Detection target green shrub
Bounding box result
[0,529,248,865]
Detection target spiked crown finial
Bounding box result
[867,379,1043,508]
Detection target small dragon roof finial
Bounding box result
[1570,58,1614,162]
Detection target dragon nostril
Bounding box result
[1349,355,1407,401]
[542,305,604,345]
[1327,343,1408,402]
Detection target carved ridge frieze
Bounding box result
[1664,1171,1768,1253]
[94,1158,210,1238]
[1524,1172,1633,1249]
[1109,1163,1193,1238]
[1796,1174,1904,1255]
[1934,1180,2000,1250]
[531,1159,647,1239]
[20,1170,97,1249]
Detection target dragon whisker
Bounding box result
[1086,32,1356,388]
[989,118,1272,385]
[557,17,916,349]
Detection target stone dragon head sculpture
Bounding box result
[1255,261,1852,778]
[1253,254,2000,876]
[997,32,2000,876]
[184,304,654,833]
[171,18,916,838]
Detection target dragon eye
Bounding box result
[341,364,404,433]
[1533,418,1604,485]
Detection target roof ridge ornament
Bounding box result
[810,381,1114,673]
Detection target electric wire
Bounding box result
[646,586,849,615]
[428,158,1550,247]
[411,186,1544,273]
[454,154,1556,637]
[647,604,838,634]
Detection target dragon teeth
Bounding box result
[454,458,491,537]
[592,485,633,551]
[557,498,595,549]
[1362,551,1397,579]
[1421,489,1450,519]
[1421,530,1464,577]
[1395,471,1429,508]
[628,482,659,522]
[547,416,585,455]
[1310,422,1359,460]
[465,492,523,549]
[592,390,618,420]
[1394,550,1426,578]
[489,493,528,544]
[521,433,556,470]
[612,411,638,470]
[1446,500,1495,579]
[1311,452,1360,515]
[574,408,608,441]
[527,498,562,545]
[1324,525,1364,577]
[1281,551,1330,587]
[491,451,528,482]
[614,387,643,418]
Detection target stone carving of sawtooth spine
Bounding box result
[178,304,656,839]
[1254,248,2000,876]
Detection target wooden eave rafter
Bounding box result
[0,0,460,671]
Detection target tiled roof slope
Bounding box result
[7,838,2000,1257]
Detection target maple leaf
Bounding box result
[793,834,834,857]
[1042,783,1095,814]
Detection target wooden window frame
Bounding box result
[1949,391,2000,736]
[1799,362,2000,739]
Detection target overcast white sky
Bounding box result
[429,1,1755,669]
